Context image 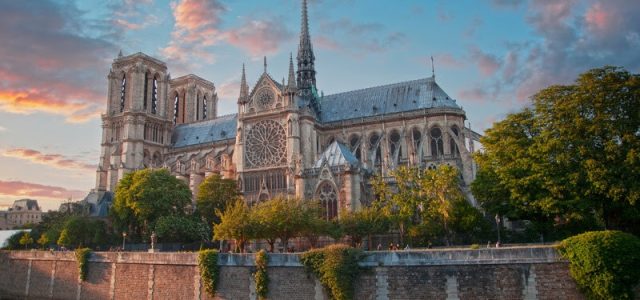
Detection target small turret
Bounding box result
[296,0,316,98]
[238,64,249,105]
[286,53,297,92]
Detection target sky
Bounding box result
[0,0,639,211]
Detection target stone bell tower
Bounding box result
[96,52,173,192]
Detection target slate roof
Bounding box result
[314,141,360,168]
[319,77,460,123]
[172,114,237,148]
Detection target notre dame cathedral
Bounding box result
[89,0,481,219]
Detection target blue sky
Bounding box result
[0,0,639,211]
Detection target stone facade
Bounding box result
[94,0,481,217]
[0,199,44,230]
[0,247,599,300]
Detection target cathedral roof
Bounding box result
[172,114,238,148]
[314,141,360,168]
[319,77,461,123]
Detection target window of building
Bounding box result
[152,76,158,114]
[316,181,338,220]
[430,127,444,158]
[120,75,126,112]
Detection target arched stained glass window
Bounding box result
[173,93,179,124]
[430,127,444,158]
[152,76,158,114]
[203,95,207,119]
[316,181,338,220]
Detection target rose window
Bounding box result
[245,120,286,168]
[256,89,274,109]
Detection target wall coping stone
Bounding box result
[0,245,563,267]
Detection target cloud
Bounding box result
[0,180,86,201]
[0,1,117,122]
[224,19,294,57]
[490,0,525,9]
[109,0,158,31]
[0,126,6,132]
[315,18,407,55]
[3,148,97,171]
[469,47,502,76]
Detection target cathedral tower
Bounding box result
[96,53,173,191]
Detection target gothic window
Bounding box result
[152,76,158,114]
[369,132,382,168]
[143,72,149,111]
[389,130,402,165]
[203,95,207,119]
[120,75,126,112]
[316,181,338,220]
[450,126,460,157]
[173,92,179,124]
[244,120,287,168]
[349,134,361,160]
[430,127,444,158]
[412,127,422,160]
[196,91,200,121]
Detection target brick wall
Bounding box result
[0,247,614,300]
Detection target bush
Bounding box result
[198,249,219,297]
[75,248,91,281]
[254,250,269,300]
[557,231,640,300]
[470,244,480,250]
[300,244,364,300]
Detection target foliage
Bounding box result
[37,234,50,249]
[298,201,333,249]
[55,217,109,249]
[473,66,640,237]
[198,249,219,297]
[470,244,480,250]
[557,231,640,300]
[75,248,92,281]
[196,174,241,226]
[2,231,24,250]
[254,250,269,300]
[154,215,209,243]
[213,200,257,252]
[300,244,364,300]
[252,197,307,251]
[339,207,389,249]
[373,165,487,246]
[111,169,192,241]
[19,232,34,249]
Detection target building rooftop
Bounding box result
[172,114,238,148]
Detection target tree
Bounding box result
[37,234,50,249]
[196,174,240,227]
[111,169,192,241]
[253,197,306,252]
[213,200,256,252]
[57,229,71,248]
[339,207,389,249]
[473,66,640,237]
[420,165,466,246]
[155,215,209,243]
[19,232,33,249]
[55,217,110,249]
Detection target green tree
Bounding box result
[339,207,389,250]
[253,197,306,252]
[37,234,50,249]
[196,174,240,226]
[19,232,33,249]
[213,200,256,252]
[155,215,209,243]
[420,165,466,246]
[57,229,71,248]
[473,66,640,237]
[111,169,192,240]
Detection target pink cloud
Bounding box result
[585,3,611,32]
[0,180,86,201]
[469,47,502,77]
[3,148,97,171]
[224,19,293,57]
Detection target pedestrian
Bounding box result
[377,243,382,251]
[389,243,394,251]
[404,244,410,250]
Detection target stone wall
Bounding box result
[0,246,588,300]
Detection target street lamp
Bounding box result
[122,232,127,251]
[495,214,501,246]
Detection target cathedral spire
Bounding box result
[287,53,297,92]
[238,64,249,104]
[296,0,316,98]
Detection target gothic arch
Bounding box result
[368,131,382,169]
[388,129,402,166]
[151,73,160,115]
[429,126,444,158]
[315,180,339,220]
[349,133,362,160]
[411,126,423,162]
[450,125,460,157]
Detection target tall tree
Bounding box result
[196,174,240,226]
[213,199,256,252]
[111,169,192,241]
[339,206,389,249]
[252,197,306,252]
[474,66,640,236]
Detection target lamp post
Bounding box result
[495,214,501,246]
[122,232,127,251]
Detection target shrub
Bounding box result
[254,250,269,300]
[74,248,91,281]
[300,244,364,300]
[470,244,480,250]
[557,231,640,300]
[198,249,219,297]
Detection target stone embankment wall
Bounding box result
[0,246,586,300]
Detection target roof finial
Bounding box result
[287,52,297,91]
[118,49,123,58]
[238,63,249,104]
[431,55,435,78]
[264,56,267,73]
